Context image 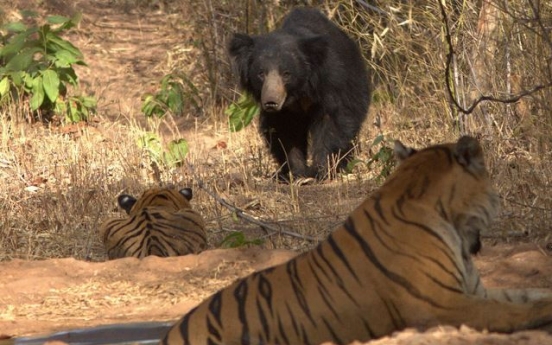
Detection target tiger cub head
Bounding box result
[391,136,498,255]
[117,187,194,215]
[100,187,206,259]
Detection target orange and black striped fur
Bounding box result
[161,137,552,345]
[100,187,206,259]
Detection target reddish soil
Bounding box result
[2,243,552,345]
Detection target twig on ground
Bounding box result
[186,162,319,242]
[500,196,552,212]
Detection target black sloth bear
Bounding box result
[229,7,371,180]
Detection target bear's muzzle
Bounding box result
[261,70,287,112]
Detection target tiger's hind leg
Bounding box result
[424,293,552,334]
[485,288,552,303]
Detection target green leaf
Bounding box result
[42,69,60,103]
[220,232,246,248]
[57,67,79,87]
[166,87,184,115]
[45,33,82,59]
[60,96,95,122]
[141,94,165,117]
[0,77,9,97]
[0,31,29,58]
[22,72,34,89]
[137,133,163,162]
[42,69,60,102]
[49,13,81,33]
[46,15,70,24]
[226,93,260,132]
[373,146,393,161]
[219,232,263,248]
[81,96,96,108]
[371,134,384,147]
[54,99,66,114]
[345,158,364,174]
[159,74,171,89]
[9,71,25,87]
[53,49,78,67]
[30,75,44,110]
[70,12,83,27]
[67,99,79,122]
[3,21,27,33]
[4,47,41,72]
[164,139,189,166]
[39,23,51,38]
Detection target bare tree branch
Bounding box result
[528,0,552,54]
[438,1,552,115]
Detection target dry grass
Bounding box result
[0,0,551,261]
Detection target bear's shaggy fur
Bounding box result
[229,7,371,179]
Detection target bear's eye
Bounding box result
[258,71,265,80]
[282,71,291,82]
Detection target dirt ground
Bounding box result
[2,1,552,344]
[2,243,552,344]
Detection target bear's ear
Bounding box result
[229,33,255,89]
[228,33,255,59]
[299,35,328,66]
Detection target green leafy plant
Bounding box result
[225,92,260,132]
[142,73,200,118]
[366,134,395,181]
[346,134,395,180]
[0,11,96,122]
[137,132,189,168]
[55,94,97,123]
[219,231,264,248]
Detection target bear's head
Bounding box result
[229,32,328,112]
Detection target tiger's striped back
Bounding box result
[160,137,552,345]
[100,187,207,259]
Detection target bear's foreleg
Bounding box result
[260,113,313,179]
[310,115,356,179]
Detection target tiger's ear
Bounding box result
[179,188,193,201]
[118,194,137,215]
[454,136,486,175]
[394,140,417,163]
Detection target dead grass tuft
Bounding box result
[0,0,551,261]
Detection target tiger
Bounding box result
[99,187,207,260]
[160,136,552,345]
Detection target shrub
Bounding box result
[137,132,189,168]
[141,73,201,118]
[0,11,96,123]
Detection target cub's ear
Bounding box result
[299,35,328,66]
[117,194,137,215]
[394,140,417,163]
[179,188,193,201]
[454,136,486,175]
[228,33,255,59]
